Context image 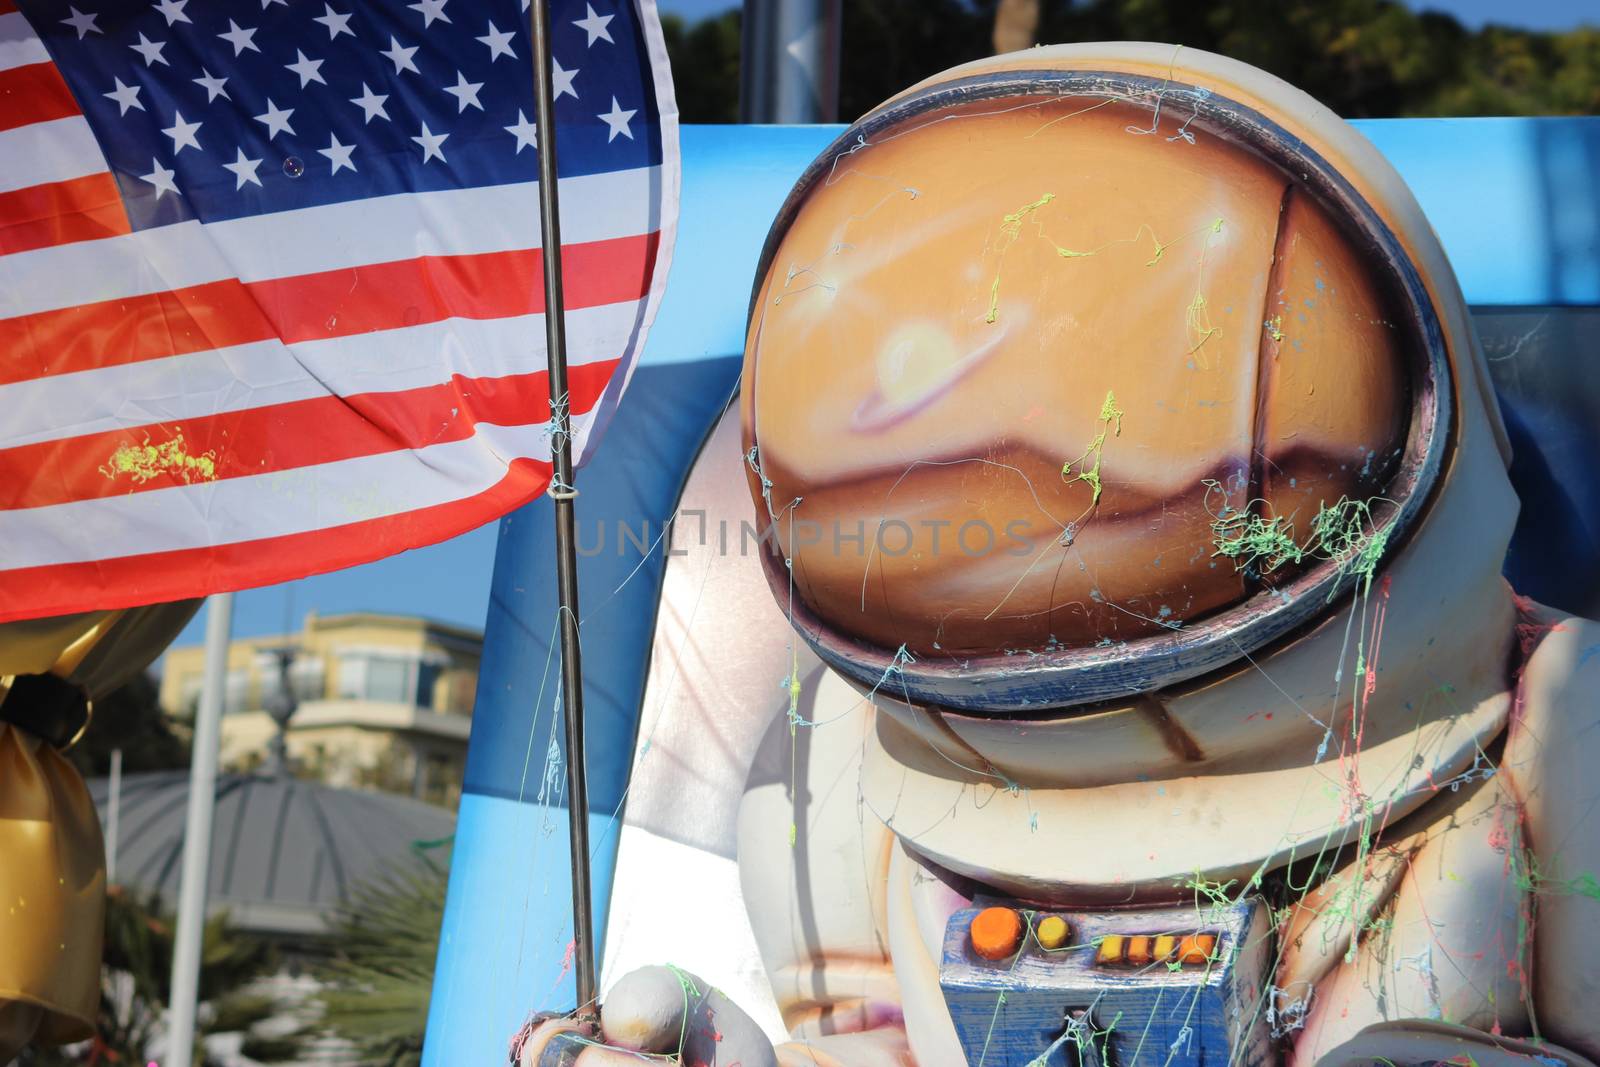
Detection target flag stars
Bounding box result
[443,71,484,112]
[313,4,355,40]
[140,158,179,199]
[598,96,635,142]
[552,58,578,99]
[285,49,326,88]
[407,0,451,28]
[476,21,516,61]
[61,7,100,38]
[161,111,203,154]
[130,32,169,67]
[253,98,295,140]
[222,148,263,190]
[412,122,448,163]
[504,110,537,153]
[218,20,260,56]
[573,4,613,46]
[104,77,144,116]
[153,0,190,27]
[193,69,229,102]
[318,132,357,175]
[381,36,420,75]
[350,83,389,123]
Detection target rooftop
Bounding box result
[91,769,455,937]
[167,610,485,655]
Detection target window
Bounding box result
[255,653,326,710]
[178,670,248,715]
[224,670,248,714]
[366,656,410,703]
[335,650,444,706]
[416,662,441,710]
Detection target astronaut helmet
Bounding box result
[740,42,1512,719]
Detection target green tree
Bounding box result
[293,856,450,1067]
[19,887,287,1067]
[661,0,1600,123]
[64,670,189,779]
[661,9,742,121]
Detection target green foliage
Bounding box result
[22,862,451,1067]
[661,9,742,122]
[1030,0,1600,117]
[665,1,1600,123]
[19,887,281,1067]
[64,670,189,779]
[294,857,450,1067]
[838,0,1000,120]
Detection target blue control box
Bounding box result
[938,897,1273,1067]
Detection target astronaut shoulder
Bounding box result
[1506,610,1600,793]
[1520,611,1600,718]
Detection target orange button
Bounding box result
[970,907,1024,960]
[1152,934,1178,962]
[1126,935,1154,965]
[1178,933,1217,965]
[1095,934,1125,965]
[1034,915,1070,951]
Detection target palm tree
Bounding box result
[294,854,449,1067]
[19,885,288,1067]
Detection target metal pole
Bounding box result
[106,747,122,885]
[739,0,842,123]
[529,0,597,1017]
[166,592,233,1067]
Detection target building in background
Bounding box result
[160,612,481,808]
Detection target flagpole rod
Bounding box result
[529,0,598,1018]
[167,591,233,1067]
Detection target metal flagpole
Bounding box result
[166,591,233,1067]
[529,0,598,1017]
[106,747,122,885]
[739,0,842,123]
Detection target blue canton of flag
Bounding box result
[22,0,664,227]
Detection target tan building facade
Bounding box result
[159,611,481,808]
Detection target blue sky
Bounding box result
[1401,0,1597,30]
[169,0,1596,651]
[173,521,499,647]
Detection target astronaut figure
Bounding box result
[522,45,1600,1067]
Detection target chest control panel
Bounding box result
[938,897,1272,1067]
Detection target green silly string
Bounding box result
[101,429,218,484]
[986,193,1056,324]
[1061,390,1125,505]
[1184,218,1225,356]
[1204,482,1394,599]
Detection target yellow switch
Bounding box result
[1152,934,1178,962]
[1095,934,1125,965]
[1034,915,1070,951]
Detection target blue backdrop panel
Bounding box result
[425,117,1600,1067]
[421,124,836,1067]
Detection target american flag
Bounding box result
[0,0,678,622]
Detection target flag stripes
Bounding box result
[0,0,678,621]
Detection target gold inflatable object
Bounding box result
[1,601,198,1057]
